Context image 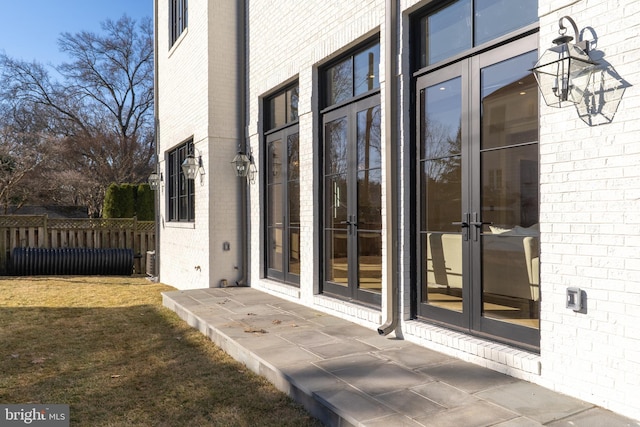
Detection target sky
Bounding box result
[0,0,153,66]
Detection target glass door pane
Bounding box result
[286,133,300,279]
[479,51,539,330]
[324,117,349,287]
[267,138,284,275]
[420,75,466,317]
[356,105,382,296]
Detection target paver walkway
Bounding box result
[163,287,639,427]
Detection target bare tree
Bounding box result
[0,15,154,216]
[0,101,52,213]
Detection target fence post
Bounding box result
[42,214,49,248]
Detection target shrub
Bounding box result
[136,184,155,221]
[103,183,151,219]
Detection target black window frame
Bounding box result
[322,39,380,110]
[265,84,299,131]
[411,2,540,351]
[167,139,195,222]
[264,83,300,286]
[413,0,538,70]
[320,39,383,306]
[169,0,188,47]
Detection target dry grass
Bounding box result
[0,276,322,426]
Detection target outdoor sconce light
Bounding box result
[147,171,162,190]
[232,151,251,178]
[182,151,205,182]
[531,16,598,108]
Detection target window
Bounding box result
[265,84,300,285]
[167,140,195,222]
[325,42,379,107]
[413,2,540,350]
[169,0,188,47]
[321,41,382,306]
[417,0,537,67]
[267,85,299,130]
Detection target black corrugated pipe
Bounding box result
[11,248,134,276]
[378,0,400,336]
[235,0,249,287]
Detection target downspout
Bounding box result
[235,0,248,286]
[378,0,399,336]
[153,0,161,281]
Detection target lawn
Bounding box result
[0,276,322,426]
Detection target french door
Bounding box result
[417,35,540,349]
[266,126,300,285]
[323,95,382,305]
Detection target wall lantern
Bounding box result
[231,151,251,178]
[181,151,205,182]
[147,171,162,190]
[531,16,598,108]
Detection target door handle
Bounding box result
[340,216,357,233]
[470,212,492,228]
[452,212,470,227]
[470,221,492,227]
[451,220,469,227]
[470,213,492,241]
[452,213,470,241]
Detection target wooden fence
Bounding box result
[0,215,155,275]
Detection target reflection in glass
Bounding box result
[423,233,463,311]
[475,0,538,46]
[357,106,381,170]
[326,230,348,286]
[287,133,299,181]
[325,43,381,107]
[481,146,538,329]
[268,85,299,130]
[421,78,462,160]
[267,182,282,227]
[269,92,286,130]
[325,175,347,229]
[268,139,282,185]
[420,77,462,234]
[480,52,539,330]
[358,233,382,293]
[287,86,299,122]
[357,105,382,232]
[289,229,300,275]
[356,104,383,293]
[354,44,380,96]
[325,117,348,175]
[288,180,300,226]
[420,76,464,310]
[268,227,283,273]
[266,131,297,281]
[326,58,353,106]
[481,51,538,150]
[420,0,471,66]
[481,146,538,229]
[421,158,462,233]
[286,133,300,279]
[418,0,538,68]
[358,170,382,230]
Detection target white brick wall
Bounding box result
[156,0,242,289]
[538,0,640,420]
[246,0,386,308]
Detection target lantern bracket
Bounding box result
[554,16,588,52]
